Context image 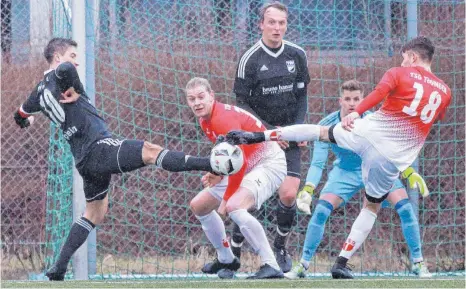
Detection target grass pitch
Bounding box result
[2,278,465,288]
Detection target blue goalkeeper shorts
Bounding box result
[320,166,404,206]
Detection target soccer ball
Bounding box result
[210,142,244,175]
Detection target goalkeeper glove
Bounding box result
[297,183,315,215]
[401,167,429,198]
[13,110,31,129]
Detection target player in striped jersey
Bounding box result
[285,80,431,279]
[231,2,310,273]
[13,38,225,281]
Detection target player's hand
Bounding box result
[60,87,80,103]
[13,110,34,128]
[297,184,315,215]
[217,200,227,216]
[341,111,360,131]
[401,167,429,197]
[225,130,265,145]
[202,173,222,188]
[274,126,289,149]
[277,140,289,149]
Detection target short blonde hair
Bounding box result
[340,80,364,95]
[185,77,212,93]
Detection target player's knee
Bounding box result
[142,141,163,165]
[279,189,297,206]
[363,199,382,214]
[225,201,241,214]
[189,197,203,216]
[84,205,107,225]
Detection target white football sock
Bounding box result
[339,208,377,259]
[229,209,280,271]
[196,211,234,263]
[264,124,320,142]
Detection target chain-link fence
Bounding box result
[1,0,464,280]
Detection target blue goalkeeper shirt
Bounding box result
[306,110,370,187]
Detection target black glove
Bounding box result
[225,130,265,145]
[13,110,31,128]
[214,134,226,146]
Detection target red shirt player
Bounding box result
[185,77,286,278]
[343,37,451,171]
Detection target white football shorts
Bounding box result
[332,122,400,201]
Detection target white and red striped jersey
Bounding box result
[353,66,451,171]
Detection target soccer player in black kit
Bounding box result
[230,2,310,273]
[13,38,222,281]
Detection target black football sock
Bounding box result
[231,223,245,246]
[54,217,95,272]
[274,200,297,249]
[155,150,212,173]
[336,256,349,267]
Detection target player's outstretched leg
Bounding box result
[285,200,334,279]
[46,196,108,281]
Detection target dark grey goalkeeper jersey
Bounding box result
[234,39,310,128]
[21,62,111,166]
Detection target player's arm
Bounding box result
[341,68,398,130]
[293,50,310,125]
[297,141,329,214]
[234,52,275,129]
[55,62,85,96]
[13,84,42,128]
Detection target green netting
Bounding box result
[45,0,465,279]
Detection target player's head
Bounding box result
[185,77,215,119]
[44,38,79,68]
[400,36,435,67]
[339,80,364,117]
[259,2,288,48]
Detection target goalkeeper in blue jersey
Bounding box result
[285,80,431,279]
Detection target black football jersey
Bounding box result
[21,62,111,166]
[234,39,310,127]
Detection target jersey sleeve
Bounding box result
[296,49,310,86]
[293,49,310,124]
[55,62,85,94]
[20,83,42,116]
[222,155,247,201]
[355,67,398,115]
[210,113,249,202]
[234,49,256,97]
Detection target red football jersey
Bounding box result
[354,66,451,170]
[199,101,269,201]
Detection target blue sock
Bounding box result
[395,199,423,262]
[301,200,334,264]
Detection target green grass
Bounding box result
[2,278,465,288]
